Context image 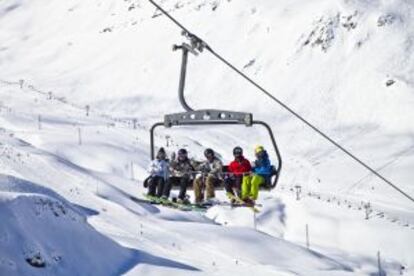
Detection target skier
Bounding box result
[167,148,194,204]
[241,145,272,204]
[193,148,223,204]
[146,147,169,198]
[224,146,252,203]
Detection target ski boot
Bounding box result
[243,197,255,207]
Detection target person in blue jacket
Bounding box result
[241,145,272,203]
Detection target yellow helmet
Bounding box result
[255,145,264,154]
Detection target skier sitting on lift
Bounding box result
[224,146,252,204]
[146,147,169,198]
[193,148,223,205]
[168,148,194,204]
[241,145,272,205]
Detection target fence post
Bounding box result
[253,211,257,230]
[85,105,90,116]
[166,135,171,147]
[130,162,135,180]
[38,115,42,130]
[377,251,383,276]
[306,224,310,249]
[364,202,371,220]
[295,185,302,200]
[78,127,82,145]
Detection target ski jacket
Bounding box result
[197,157,223,178]
[148,159,169,180]
[253,151,272,176]
[228,157,252,176]
[170,158,194,178]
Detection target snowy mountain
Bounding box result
[0,0,413,275]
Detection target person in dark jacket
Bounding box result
[224,146,252,201]
[166,148,194,204]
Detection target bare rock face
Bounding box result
[377,14,396,27]
[301,11,358,52]
[386,79,395,87]
[25,253,46,268]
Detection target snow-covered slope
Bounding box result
[0,175,142,276]
[0,0,413,275]
[1,84,406,275]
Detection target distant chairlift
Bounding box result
[150,32,282,190]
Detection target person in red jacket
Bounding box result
[224,146,252,200]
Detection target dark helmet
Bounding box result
[204,148,214,158]
[233,146,243,156]
[178,148,188,156]
[156,147,166,159]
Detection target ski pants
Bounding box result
[147,176,165,197]
[224,175,243,198]
[168,176,191,200]
[193,175,218,203]
[241,174,265,200]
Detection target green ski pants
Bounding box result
[241,174,265,200]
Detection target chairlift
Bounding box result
[150,32,282,190]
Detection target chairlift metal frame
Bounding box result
[150,33,282,189]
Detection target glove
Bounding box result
[143,177,150,188]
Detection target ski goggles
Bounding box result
[233,149,243,156]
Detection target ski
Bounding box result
[171,196,210,212]
[137,193,259,213]
[142,194,208,212]
[227,194,260,213]
[213,201,263,208]
[144,194,192,211]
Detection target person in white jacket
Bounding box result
[147,147,169,197]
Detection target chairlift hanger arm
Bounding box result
[173,35,207,112]
[173,44,193,112]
